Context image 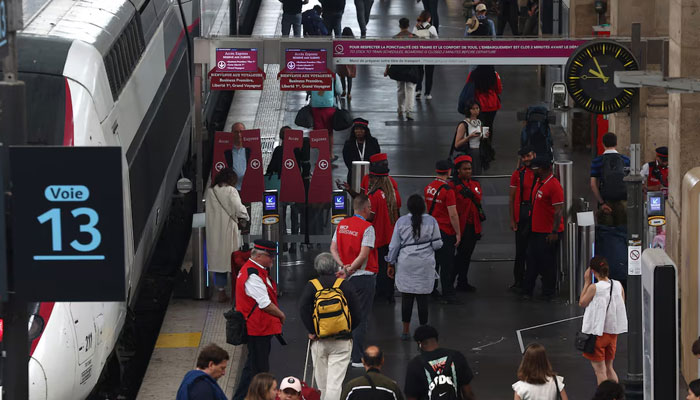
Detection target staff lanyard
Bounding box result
[531,174,554,204]
[356,141,365,160]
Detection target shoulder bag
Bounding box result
[575,280,614,353]
[553,375,562,400]
[295,104,314,128]
[428,184,451,215]
[224,304,257,345]
[211,186,249,232]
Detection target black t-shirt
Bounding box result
[404,348,474,400]
[282,0,304,15]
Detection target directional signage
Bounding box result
[278,69,333,91]
[209,67,266,91]
[285,49,327,72]
[10,147,125,301]
[0,0,7,58]
[216,48,258,72]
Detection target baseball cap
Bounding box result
[435,159,452,174]
[475,3,487,11]
[280,376,302,393]
[655,146,668,158]
[253,239,277,256]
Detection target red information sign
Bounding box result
[216,48,258,72]
[211,131,233,182]
[308,130,332,203]
[285,49,327,72]
[240,129,264,203]
[279,129,305,203]
[209,68,266,90]
[278,69,333,91]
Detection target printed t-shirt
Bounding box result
[531,174,564,233]
[404,348,474,400]
[424,179,457,235]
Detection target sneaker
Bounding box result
[415,92,422,99]
[406,113,414,121]
[351,362,363,368]
[400,333,411,341]
[425,94,433,100]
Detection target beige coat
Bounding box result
[205,185,249,273]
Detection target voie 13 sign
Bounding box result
[10,147,125,302]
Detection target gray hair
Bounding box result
[314,252,339,275]
[250,248,267,258]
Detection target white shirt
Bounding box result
[465,119,482,149]
[244,259,273,308]
[581,279,628,336]
[640,162,650,179]
[512,376,565,400]
[412,22,438,38]
[332,222,376,277]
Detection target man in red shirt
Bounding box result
[424,159,462,304]
[508,145,536,291]
[233,240,286,400]
[330,194,377,367]
[641,146,668,195]
[522,157,564,301]
[449,155,483,292]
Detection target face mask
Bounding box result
[477,15,487,20]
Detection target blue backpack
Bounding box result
[520,105,553,158]
[302,10,329,36]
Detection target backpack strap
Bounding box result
[364,372,377,390]
[332,278,344,289]
[310,278,323,291]
[428,184,451,216]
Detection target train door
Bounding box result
[69,303,96,388]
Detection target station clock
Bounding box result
[565,40,639,114]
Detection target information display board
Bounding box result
[285,49,327,72]
[216,48,258,72]
[10,147,125,301]
[210,48,266,90]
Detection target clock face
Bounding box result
[565,40,639,114]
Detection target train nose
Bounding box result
[29,357,48,400]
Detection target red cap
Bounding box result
[454,155,473,165]
[369,153,388,163]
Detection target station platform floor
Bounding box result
[136,1,644,399]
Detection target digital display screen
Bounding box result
[215,48,258,72]
[285,49,327,72]
[334,195,345,210]
[649,196,662,212]
[264,195,277,211]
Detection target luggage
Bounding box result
[332,107,353,131]
[387,65,423,84]
[310,278,352,338]
[520,105,553,159]
[295,104,314,128]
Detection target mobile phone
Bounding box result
[591,272,596,283]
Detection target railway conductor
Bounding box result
[232,240,286,400]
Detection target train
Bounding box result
[1,0,202,398]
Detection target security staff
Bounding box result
[232,240,286,400]
[508,145,536,291]
[522,157,564,301]
[424,159,461,304]
[641,146,669,195]
[449,155,483,292]
[331,194,378,367]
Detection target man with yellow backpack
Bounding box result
[299,253,362,400]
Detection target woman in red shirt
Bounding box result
[467,66,501,167]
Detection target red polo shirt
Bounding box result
[509,166,536,223]
[450,178,483,235]
[531,174,564,233]
[425,178,457,235]
[361,175,402,208]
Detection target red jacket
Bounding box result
[467,71,502,112]
[335,215,378,273]
[450,179,483,235]
[361,175,402,208]
[235,260,282,337]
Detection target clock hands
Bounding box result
[591,57,609,82]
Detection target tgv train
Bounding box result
[2,0,200,398]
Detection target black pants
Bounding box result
[497,2,519,35]
[376,245,394,300]
[513,219,531,286]
[421,0,439,32]
[480,110,498,144]
[435,231,456,297]
[417,65,435,95]
[401,293,429,324]
[453,225,478,288]
[340,76,353,93]
[523,233,559,297]
[233,335,272,400]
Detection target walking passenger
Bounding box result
[337,28,358,100]
[465,3,495,37]
[330,194,378,368]
[512,343,568,400]
[342,118,381,184]
[320,0,345,36]
[589,132,630,227]
[452,100,484,175]
[339,346,404,400]
[468,66,501,148]
[354,0,373,38]
[521,157,563,301]
[311,72,342,159]
[417,0,440,33]
[579,256,628,385]
[176,344,230,400]
[509,145,536,291]
[225,122,248,191]
[384,18,419,120]
[232,241,286,400]
[205,168,249,303]
[413,11,438,101]
[496,0,519,35]
[424,160,462,304]
[281,0,308,37]
[299,253,361,400]
[244,373,278,400]
[405,325,476,400]
[387,194,442,340]
[450,155,483,292]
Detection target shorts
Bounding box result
[583,332,618,362]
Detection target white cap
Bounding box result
[280,376,302,393]
[476,3,487,11]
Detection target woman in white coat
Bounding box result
[205,168,249,302]
[386,194,442,340]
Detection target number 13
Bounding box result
[37,207,102,252]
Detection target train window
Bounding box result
[28,314,45,341]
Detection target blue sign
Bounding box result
[0,0,7,58]
[650,196,661,212]
[333,195,345,210]
[264,194,277,211]
[10,147,125,302]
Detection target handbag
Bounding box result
[332,107,353,131]
[387,64,422,84]
[553,375,562,400]
[575,279,615,353]
[295,104,314,128]
[224,304,257,345]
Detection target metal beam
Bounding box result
[615,70,700,93]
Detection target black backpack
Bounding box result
[520,105,553,159]
[599,153,628,201]
[423,355,458,400]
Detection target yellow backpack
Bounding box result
[310,278,352,338]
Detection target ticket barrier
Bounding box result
[331,190,348,231]
[262,190,281,284]
[646,191,665,248]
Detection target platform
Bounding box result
[137,1,638,399]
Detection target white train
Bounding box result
[4,0,201,398]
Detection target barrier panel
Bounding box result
[280,129,305,203]
[240,129,264,203]
[308,130,332,203]
[211,131,233,181]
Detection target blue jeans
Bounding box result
[323,12,343,37]
[214,272,228,288]
[348,274,376,363]
[281,13,302,37]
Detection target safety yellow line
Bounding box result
[155,332,202,348]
